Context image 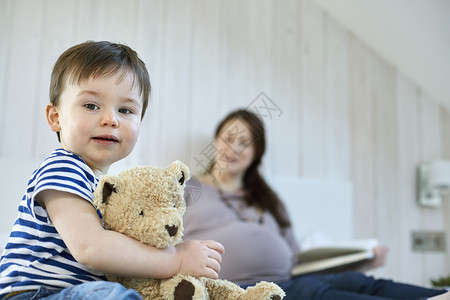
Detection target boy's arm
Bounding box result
[37,190,224,279]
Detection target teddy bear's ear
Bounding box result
[95,175,121,205]
[168,160,191,185]
[102,181,117,204]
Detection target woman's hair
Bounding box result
[209,109,291,228]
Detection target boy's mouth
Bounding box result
[92,135,119,143]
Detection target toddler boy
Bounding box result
[0,41,223,300]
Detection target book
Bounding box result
[291,238,378,276]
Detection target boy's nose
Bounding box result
[101,111,119,127]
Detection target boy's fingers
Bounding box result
[203,240,225,253]
[204,268,219,280]
[208,247,222,263]
[208,257,221,274]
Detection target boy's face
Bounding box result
[46,72,142,175]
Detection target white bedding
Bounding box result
[266,176,353,244]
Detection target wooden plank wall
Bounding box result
[0,0,448,286]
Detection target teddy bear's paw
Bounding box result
[174,279,195,300]
[240,281,285,300]
[161,275,208,300]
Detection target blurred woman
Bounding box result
[183,109,448,300]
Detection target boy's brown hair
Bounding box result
[49,41,151,141]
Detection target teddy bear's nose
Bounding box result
[165,225,178,237]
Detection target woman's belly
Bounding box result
[188,221,293,284]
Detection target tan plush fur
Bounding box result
[93,161,285,300]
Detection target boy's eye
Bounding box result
[85,103,99,110]
[118,108,132,114]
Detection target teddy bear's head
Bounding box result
[93,161,190,248]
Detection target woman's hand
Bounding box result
[357,245,389,271]
[368,245,388,269]
[348,245,388,272]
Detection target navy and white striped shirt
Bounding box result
[0,149,106,298]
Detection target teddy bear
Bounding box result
[93,160,285,300]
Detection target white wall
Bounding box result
[311,0,450,110]
[0,157,42,248]
[1,0,449,286]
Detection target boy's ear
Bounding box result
[46,103,61,132]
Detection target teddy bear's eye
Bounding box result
[139,210,144,216]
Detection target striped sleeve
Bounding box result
[27,150,98,220]
[0,149,105,298]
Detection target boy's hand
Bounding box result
[175,240,224,279]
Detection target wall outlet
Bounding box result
[412,231,446,252]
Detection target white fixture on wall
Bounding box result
[417,160,450,207]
